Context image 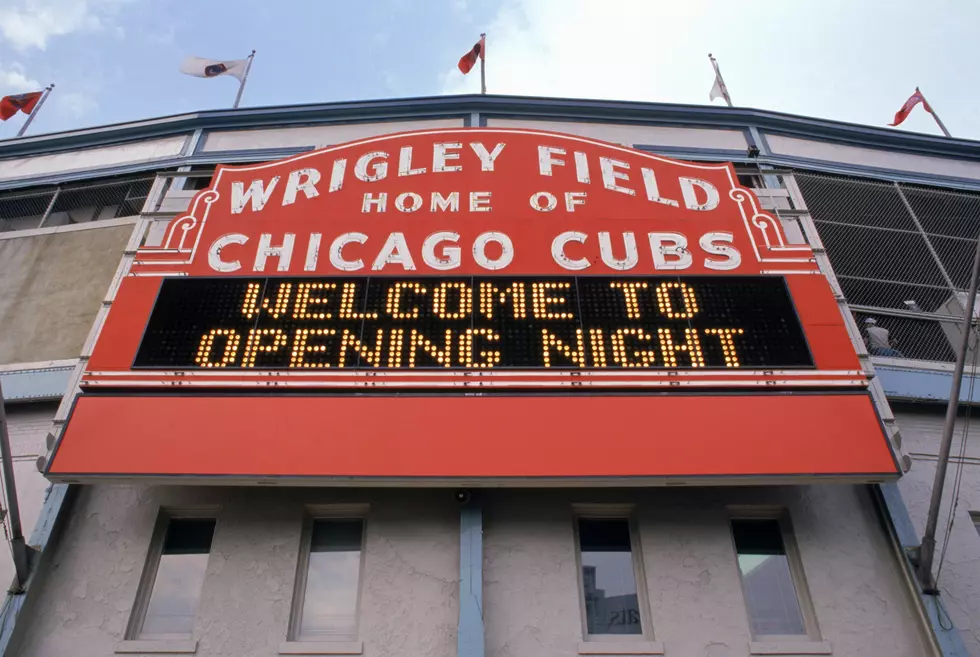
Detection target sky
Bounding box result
[0,0,977,141]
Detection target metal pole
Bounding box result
[16,84,54,138]
[479,34,486,95]
[918,232,980,590]
[0,380,34,591]
[233,50,256,109]
[918,88,952,138]
[708,53,733,107]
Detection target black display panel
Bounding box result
[133,276,813,370]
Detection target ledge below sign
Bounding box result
[45,393,899,485]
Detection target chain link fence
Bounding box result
[797,172,980,364]
[0,175,154,232]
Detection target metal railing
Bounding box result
[0,175,155,232]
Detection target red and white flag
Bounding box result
[179,56,249,81]
[457,35,485,75]
[889,87,932,127]
[0,91,43,121]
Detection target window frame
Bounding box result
[727,507,821,643]
[572,504,654,643]
[125,507,221,641]
[287,504,370,643]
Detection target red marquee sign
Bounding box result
[45,128,899,484]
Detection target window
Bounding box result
[575,516,649,639]
[731,517,817,640]
[289,517,366,642]
[128,515,216,640]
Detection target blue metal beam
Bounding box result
[458,502,484,657]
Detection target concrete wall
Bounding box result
[11,484,933,657]
[0,223,133,365]
[895,406,980,656]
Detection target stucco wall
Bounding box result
[0,224,132,365]
[895,406,980,656]
[11,484,933,657]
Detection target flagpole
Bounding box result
[917,87,952,138]
[233,50,256,110]
[16,84,54,138]
[479,34,486,95]
[708,54,732,107]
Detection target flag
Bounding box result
[458,36,485,75]
[889,88,932,127]
[180,56,249,81]
[709,77,726,103]
[0,91,43,121]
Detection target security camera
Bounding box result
[455,490,472,505]
[747,145,761,158]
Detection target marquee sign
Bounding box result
[45,128,899,484]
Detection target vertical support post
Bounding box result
[233,51,256,109]
[0,381,35,592]
[37,187,60,229]
[458,499,484,657]
[479,34,486,95]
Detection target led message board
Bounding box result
[134,276,812,370]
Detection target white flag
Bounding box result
[709,76,725,102]
[180,56,249,81]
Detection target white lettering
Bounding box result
[600,157,634,196]
[680,177,720,211]
[641,168,680,208]
[551,232,589,271]
[700,231,741,270]
[470,142,506,171]
[208,233,247,272]
[470,191,492,212]
[599,231,638,271]
[473,232,514,270]
[565,191,587,212]
[372,232,416,271]
[330,233,367,271]
[422,232,461,270]
[530,191,558,212]
[395,192,423,212]
[574,151,590,184]
[649,232,692,270]
[354,151,389,182]
[398,146,426,177]
[431,191,460,212]
[282,168,320,206]
[538,146,566,176]
[362,192,388,213]
[254,233,296,272]
[304,233,321,271]
[231,177,280,214]
[329,158,347,193]
[433,142,462,173]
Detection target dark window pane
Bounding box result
[732,519,806,637]
[579,519,642,636]
[299,519,364,640]
[140,518,215,639]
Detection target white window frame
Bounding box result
[287,503,370,643]
[125,506,221,641]
[572,504,655,643]
[727,507,821,643]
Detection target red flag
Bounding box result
[457,36,485,75]
[889,87,933,127]
[0,91,43,121]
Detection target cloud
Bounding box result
[0,62,41,93]
[0,0,132,51]
[55,90,98,118]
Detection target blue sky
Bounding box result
[0,0,978,141]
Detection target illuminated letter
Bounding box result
[208,233,247,273]
[610,281,648,319]
[372,232,416,271]
[679,177,719,211]
[473,232,513,271]
[195,329,241,368]
[231,176,279,214]
[386,282,427,319]
[470,142,506,171]
[649,232,692,270]
[433,281,473,319]
[398,146,426,176]
[599,157,634,196]
[538,146,565,176]
[433,142,462,173]
[589,328,608,367]
[253,233,295,272]
[700,231,741,271]
[459,328,501,368]
[640,168,680,208]
[387,329,405,367]
[290,328,336,368]
[704,328,745,367]
[551,231,589,271]
[293,282,337,319]
[479,281,526,319]
[599,232,638,270]
[354,151,388,182]
[339,282,378,319]
[541,329,586,367]
[242,281,292,319]
[657,328,705,368]
[532,282,574,319]
[330,232,367,271]
[409,329,454,367]
[422,232,461,270]
[282,167,320,206]
[610,328,656,368]
[338,328,384,367]
[242,328,288,367]
[655,281,699,319]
